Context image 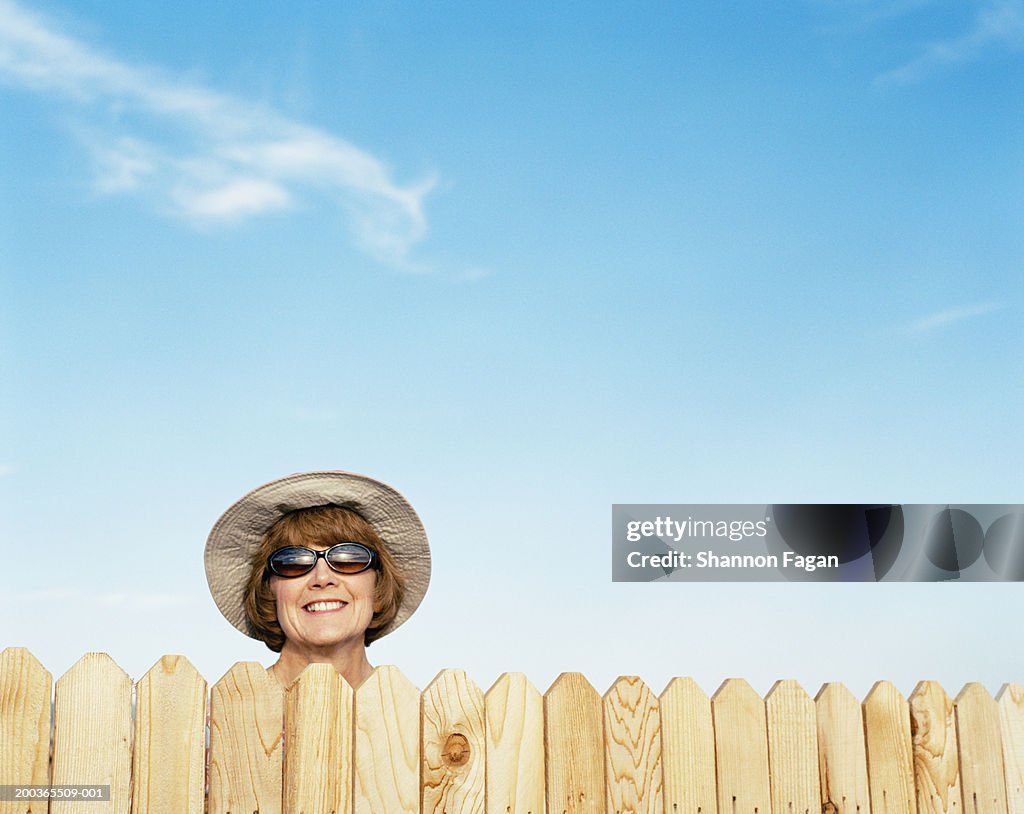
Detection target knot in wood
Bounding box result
[442,732,471,767]
[822,802,839,814]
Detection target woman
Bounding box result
[205,471,431,687]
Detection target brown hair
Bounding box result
[243,504,406,651]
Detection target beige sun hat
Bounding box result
[205,470,430,640]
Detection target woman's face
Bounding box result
[269,546,377,655]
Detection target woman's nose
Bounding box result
[308,557,337,586]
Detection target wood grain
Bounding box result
[766,680,820,814]
[863,681,916,814]
[208,661,283,814]
[545,672,605,814]
[51,652,133,814]
[422,669,486,814]
[283,663,353,814]
[660,677,717,814]
[816,682,871,814]
[604,675,663,814]
[485,672,544,814]
[996,684,1024,814]
[909,681,961,814]
[954,684,1008,814]
[0,647,52,814]
[131,655,207,814]
[355,666,420,814]
[711,679,770,814]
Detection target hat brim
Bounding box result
[205,471,430,641]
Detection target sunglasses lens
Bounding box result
[269,547,316,577]
[326,544,373,574]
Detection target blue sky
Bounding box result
[1,0,1022,697]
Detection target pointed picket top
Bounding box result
[996,684,1024,814]
[283,662,353,814]
[712,679,770,814]
[355,665,420,814]
[422,668,486,814]
[52,652,132,814]
[954,683,1008,814]
[485,672,544,814]
[909,681,961,814]
[766,680,820,814]
[132,655,207,814]
[660,677,717,814]
[815,682,871,814]
[712,676,763,705]
[863,681,916,814]
[544,672,605,814]
[0,646,53,813]
[208,661,283,814]
[603,675,663,814]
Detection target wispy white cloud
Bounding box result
[813,0,942,35]
[875,0,1024,86]
[907,301,1008,333]
[0,463,16,477]
[0,0,436,267]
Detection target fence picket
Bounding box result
[545,672,605,814]
[51,653,132,814]
[422,669,486,814]
[0,647,52,814]
[208,661,283,814]
[815,682,870,814]
[283,663,353,814]
[130,655,207,814]
[603,676,663,814]
[909,681,961,814]
[485,672,544,814]
[863,681,916,814]
[0,648,1020,814]
[996,685,1024,814]
[355,666,420,814]
[712,679,770,814]
[660,677,716,814]
[767,680,820,814]
[955,684,1008,814]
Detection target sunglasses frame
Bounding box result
[266,542,379,579]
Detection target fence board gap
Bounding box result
[52,652,133,814]
[863,681,916,814]
[711,679,770,814]
[208,661,283,814]
[355,665,419,814]
[816,683,871,814]
[996,685,1023,814]
[910,681,961,814]
[485,672,544,814]
[0,647,53,814]
[954,684,1008,814]
[545,672,605,814]
[422,668,486,814]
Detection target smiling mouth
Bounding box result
[303,600,347,613]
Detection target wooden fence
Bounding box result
[0,647,1021,814]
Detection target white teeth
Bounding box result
[304,601,345,612]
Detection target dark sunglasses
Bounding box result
[266,543,379,578]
